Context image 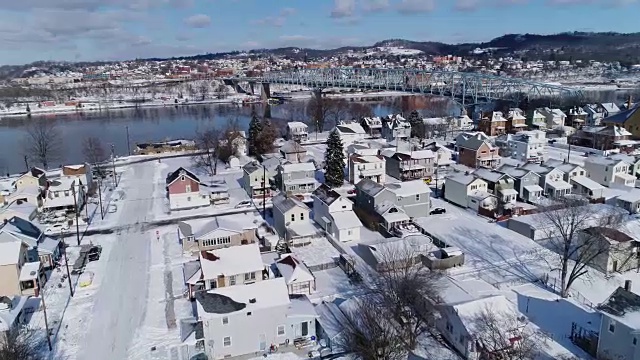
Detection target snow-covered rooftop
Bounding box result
[385,180,431,197]
[196,278,290,316]
[199,243,264,280]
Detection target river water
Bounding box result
[0,101,403,174]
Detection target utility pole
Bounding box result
[24,155,29,172]
[97,180,104,220]
[126,126,131,156]
[60,229,74,297]
[72,185,81,246]
[262,165,267,215]
[38,278,52,351]
[111,144,117,187]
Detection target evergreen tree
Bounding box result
[324,130,345,188]
[247,110,263,156]
[256,118,277,155]
[407,110,424,139]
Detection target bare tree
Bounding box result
[471,305,545,360]
[192,123,242,176]
[537,197,626,298]
[198,82,208,101]
[23,118,63,169]
[326,98,350,128]
[348,102,374,120]
[0,327,46,360]
[186,84,197,100]
[215,84,229,99]
[338,296,407,360]
[372,241,442,350]
[82,136,107,177]
[306,93,332,132]
[283,101,308,123]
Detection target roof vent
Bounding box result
[249,298,257,304]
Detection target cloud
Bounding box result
[280,7,296,16]
[184,14,211,28]
[363,0,390,11]
[252,16,285,27]
[455,0,481,10]
[397,0,437,13]
[330,0,356,18]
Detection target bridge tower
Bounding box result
[261,82,271,101]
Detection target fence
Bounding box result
[540,275,596,309]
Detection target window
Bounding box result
[247,312,252,316]
[210,280,217,289]
[229,275,236,286]
[609,321,616,333]
[634,337,638,346]
[244,272,256,281]
[223,336,231,347]
[181,176,185,181]
[277,325,285,336]
[186,185,191,193]
[300,213,304,220]
[222,316,229,325]
[291,214,295,222]
[348,230,352,235]
[415,194,420,201]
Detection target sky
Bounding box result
[0,0,639,65]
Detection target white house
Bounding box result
[312,184,362,242]
[277,162,318,195]
[360,116,383,137]
[274,254,316,295]
[584,156,636,189]
[444,174,489,209]
[346,143,378,157]
[42,177,85,214]
[382,114,411,143]
[61,163,93,193]
[538,107,566,129]
[195,278,318,359]
[272,193,322,246]
[530,109,546,129]
[495,130,546,164]
[348,154,386,184]
[454,114,473,130]
[335,122,367,147]
[242,162,270,199]
[286,122,308,142]
[437,295,524,360]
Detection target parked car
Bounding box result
[87,245,102,262]
[45,223,70,233]
[234,200,252,209]
[429,207,446,215]
[108,204,117,213]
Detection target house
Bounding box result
[495,130,546,164]
[0,240,45,297]
[279,141,307,162]
[4,186,42,209]
[570,126,635,152]
[42,177,85,214]
[358,236,433,272]
[242,162,270,199]
[165,167,209,210]
[444,174,489,209]
[571,176,606,200]
[276,162,318,195]
[312,185,362,242]
[177,215,258,253]
[360,116,383,137]
[383,181,432,218]
[335,122,367,147]
[457,133,501,169]
[581,227,639,275]
[346,143,378,157]
[454,132,490,150]
[0,216,60,269]
[286,122,308,142]
[610,153,640,179]
[583,156,636,188]
[272,193,321,246]
[422,141,455,171]
[616,190,640,214]
[478,111,507,136]
[195,278,318,360]
[584,104,606,127]
[0,200,37,223]
[538,107,566,129]
[383,149,435,181]
[567,106,588,128]
[229,131,248,157]
[520,163,571,198]
[472,168,517,206]
[454,114,473,130]
[382,114,411,143]
[527,109,546,129]
[199,243,264,289]
[496,165,543,203]
[14,168,46,191]
[596,282,640,360]
[274,254,315,295]
[62,163,93,193]
[601,106,640,138]
[506,108,527,133]
[0,295,29,342]
[348,154,385,184]
[437,295,524,360]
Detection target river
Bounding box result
[0,100,412,174]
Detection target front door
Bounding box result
[259,334,266,351]
[302,321,309,337]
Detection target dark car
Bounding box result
[430,207,446,215]
[87,245,103,262]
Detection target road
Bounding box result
[78,161,157,360]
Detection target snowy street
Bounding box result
[77,161,159,360]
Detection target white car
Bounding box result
[234,200,253,209]
[108,204,118,213]
[45,223,70,233]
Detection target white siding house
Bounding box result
[196,278,318,359]
[312,185,362,242]
[348,154,386,184]
[584,157,636,188]
[444,174,489,209]
[335,122,367,147]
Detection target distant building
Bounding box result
[286,122,308,143]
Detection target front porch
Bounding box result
[19,261,45,297]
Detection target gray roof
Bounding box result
[178,222,193,237]
[243,162,263,175]
[598,287,640,328]
[458,133,491,151]
[473,168,510,183]
[355,178,385,197]
[496,165,531,179]
[193,216,256,238]
[272,193,308,214]
[182,260,201,284]
[446,174,478,186]
[195,291,246,314]
[312,184,341,206]
[521,163,553,175]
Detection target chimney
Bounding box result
[628,95,633,110]
[625,280,632,292]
